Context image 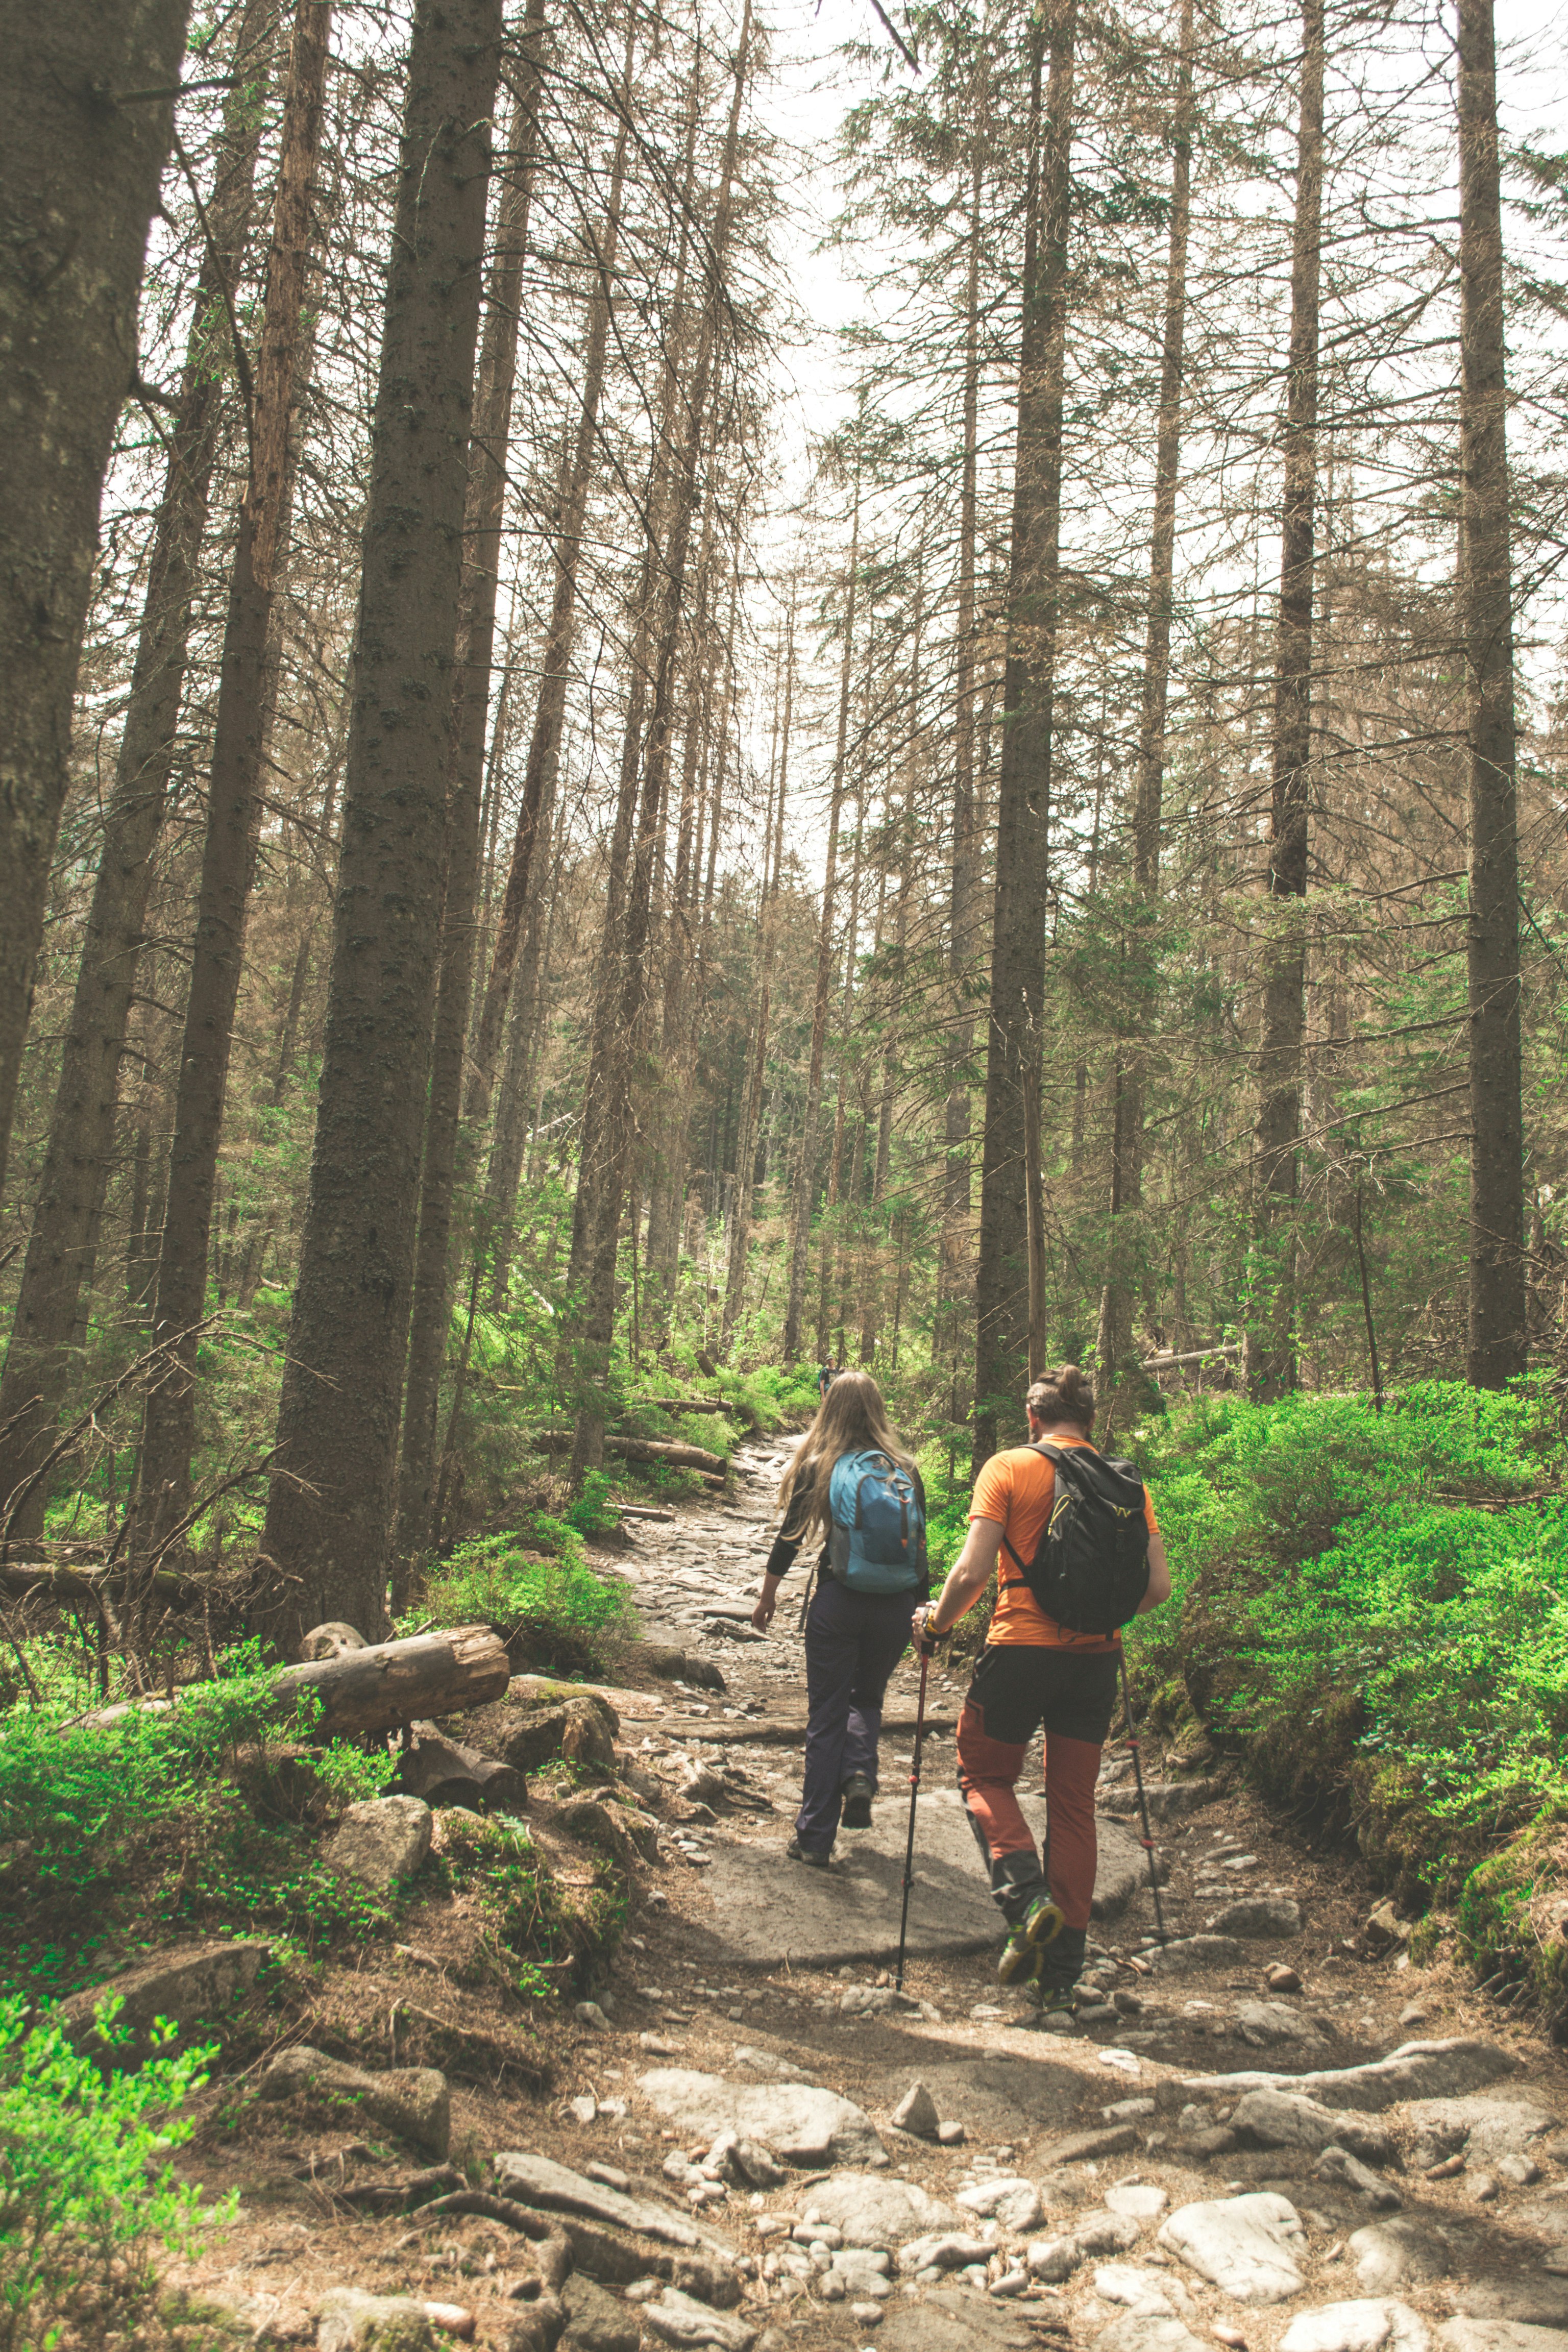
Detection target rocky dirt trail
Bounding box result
[153,1439,1568,2352]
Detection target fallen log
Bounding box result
[617,1505,675,1523]
[635,1400,734,1415]
[529,1431,725,1475]
[71,1625,509,1739]
[0,1562,197,1606]
[395,1728,526,1812]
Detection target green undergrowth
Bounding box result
[0,1996,232,2351]
[437,1810,623,1996]
[0,1643,411,2003]
[1124,1377,1568,2016]
[419,1528,637,1677]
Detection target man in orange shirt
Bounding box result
[912,1364,1171,2002]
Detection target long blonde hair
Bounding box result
[778,1370,915,1542]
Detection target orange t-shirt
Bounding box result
[969,1435,1160,1650]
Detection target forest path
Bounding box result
[560,1436,1568,2352]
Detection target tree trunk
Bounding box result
[1457,0,1527,1387]
[567,16,751,1479]
[463,38,637,1126]
[1243,0,1324,1404]
[258,0,503,1651]
[0,0,276,1532]
[1094,0,1194,1426]
[783,480,860,1362]
[135,0,332,1557]
[939,62,989,1388]
[971,0,1075,1471]
[720,598,794,1356]
[0,0,197,1198]
[486,790,566,1307]
[393,15,545,1582]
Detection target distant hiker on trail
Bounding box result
[911,1364,1171,2007]
[817,1361,835,1400]
[750,1369,928,1867]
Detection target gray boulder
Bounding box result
[562,2275,642,2352]
[1461,2283,1568,2328]
[956,2176,1044,2233]
[1210,1898,1304,1939]
[1236,2000,1322,2048]
[1280,2302,1429,2352]
[1403,2097,1557,2171]
[1158,2192,1308,2304]
[880,2286,1038,2352]
[1315,2147,1402,2210]
[1107,2185,1169,2224]
[1439,2329,1568,2352]
[897,2231,994,2275]
[1348,2222,1451,2294]
[259,2046,449,2159]
[61,1937,270,2061]
[1233,2089,1395,2165]
[640,2289,755,2351]
[321,1795,432,1892]
[492,2151,704,2248]
[1148,1937,1247,1972]
[635,2066,885,2168]
[1182,2039,1520,2114]
[315,2288,438,2349]
[803,2173,956,2246]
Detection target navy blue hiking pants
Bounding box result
[796,1574,918,1854]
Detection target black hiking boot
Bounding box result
[787,1837,831,1869]
[840,1773,875,1829]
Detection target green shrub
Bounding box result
[562,1469,620,1540]
[0,1995,231,2350]
[1125,1378,1568,1947]
[423,1534,634,1674]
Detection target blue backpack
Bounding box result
[826,1449,926,1594]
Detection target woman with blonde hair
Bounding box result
[751,1369,928,1865]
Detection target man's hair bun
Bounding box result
[1025,1363,1096,1432]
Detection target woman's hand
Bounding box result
[751,1574,781,1633]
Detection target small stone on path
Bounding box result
[1236,2000,1320,2048]
[1268,1966,1304,1994]
[1158,2193,1308,2304]
[1210,1901,1304,1940]
[957,2177,1043,2232]
[1279,2301,1429,2352]
[1150,1938,1249,1972]
[636,2067,886,2169]
[1107,2184,1170,2223]
[316,2288,439,2350]
[892,2081,940,2138]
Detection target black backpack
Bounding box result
[1000,1442,1151,1636]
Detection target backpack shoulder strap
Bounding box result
[997,1443,1062,1578]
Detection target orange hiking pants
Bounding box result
[955,1643,1119,1930]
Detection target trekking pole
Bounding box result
[1118,1648,1169,1946]
[894,1651,930,1992]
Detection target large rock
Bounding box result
[1403,2097,1557,2170]
[1518,2186,1568,2245]
[701,1785,1150,1967]
[1148,1937,1247,1972]
[1233,2090,1394,2165]
[803,2173,957,2245]
[321,1796,432,1892]
[1158,2193,1308,2304]
[562,2275,641,2352]
[1107,2185,1169,2224]
[640,2290,754,2352]
[635,2067,885,2168]
[880,2288,1038,2352]
[1280,2303,1429,2352]
[259,2047,449,2159]
[492,2152,703,2248]
[315,2288,438,2349]
[957,2176,1043,2233]
[1095,2316,1211,2352]
[897,2231,994,2275]
[1348,2222,1450,2294]
[1182,2041,1520,2113]
[1439,2329,1568,2352]
[60,1938,270,2060]
[1210,1899,1304,1939]
[1236,2000,1322,2048]
[1462,2284,1568,2328]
